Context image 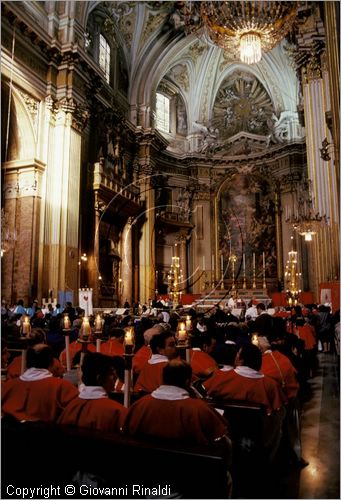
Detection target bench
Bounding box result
[1,417,232,499]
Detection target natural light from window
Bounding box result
[156,93,170,133]
[99,34,110,83]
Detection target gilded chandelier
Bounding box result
[183,1,298,64]
[167,256,184,309]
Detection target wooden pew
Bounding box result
[1,417,232,499]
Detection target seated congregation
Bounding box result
[1,300,338,498]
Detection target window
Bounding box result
[99,34,111,83]
[156,93,170,133]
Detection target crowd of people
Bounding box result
[1,295,340,494]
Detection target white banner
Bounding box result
[78,288,93,316]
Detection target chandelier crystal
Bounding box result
[183,1,298,64]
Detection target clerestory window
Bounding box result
[99,34,111,84]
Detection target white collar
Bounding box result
[148,354,168,364]
[151,385,190,400]
[225,340,236,345]
[20,368,53,381]
[79,385,108,399]
[192,347,201,351]
[220,365,234,372]
[234,366,264,379]
[264,349,272,355]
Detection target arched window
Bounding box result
[99,34,111,84]
[156,93,170,133]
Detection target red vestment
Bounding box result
[132,345,151,375]
[189,349,217,378]
[134,361,167,393]
[2,376,78,422]
[124,394,228,445]
[203,368,285,414]
[261,350,299,399]
[296,325,316,350]
[100,338,124,357]
[58,397,127,432]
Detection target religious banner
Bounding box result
[78,288,93,316]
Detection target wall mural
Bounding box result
[218,171,277,282]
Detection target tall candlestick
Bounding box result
[95,314,102,333]
[96,338,101,353]
[65,334,71,371]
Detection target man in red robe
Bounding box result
[58,353,127,432]
[134,330,178,393]
[125,359,229,446]
[2,344,78,422]
[132,325,164,377]
[189,334,218,378]
[101,328,125,357]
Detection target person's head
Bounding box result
[256,303,266,314]
[202,334,217,355]
[109,327,125,341]
[143,324,164,345]
[150,331,177,359]
[295,317,305,327]
[26,344,54,370]
[214,343,237,367]
[17,299,24,306]
[27,328,46,346]
[81,352,124,392]
[162,359,192,390]
[257,335,271,354]
[236,343,262,371]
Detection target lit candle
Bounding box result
[185,315,191,331]
[178,322,187,341]
[81,317,91,339]
[63,314,71,330]
[124,328,134,346]
[22,316,31,335]
[95,314,102,333]
[202,256,205,270]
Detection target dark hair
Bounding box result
[26,344,54,369]
[214,343,237,366]
[162,359,192,389]
[238,343,262,371]
[27,328,46,346]
[191,333,215,349]
[149,330,174,354]
[81,352,116,386]
[295,317,305,327]
[256,303,266,311]
[109,328,125,339]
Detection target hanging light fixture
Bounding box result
[285,177,328,241]
[183,1,298,64]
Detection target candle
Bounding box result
[185,315,191,331]
[243,253,246,272]
[96,338,101,353]
[202,256,205,270]
[178,328,187,341]
[63,314,71,330]
[81,317,91,339]
[253,252,255,270]
[95,314,102,333]
[65,335,71,371]
[124,328,134,346]
[22,316,31,335]
[262,252,265,269]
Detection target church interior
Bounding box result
[1,1,340,499]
